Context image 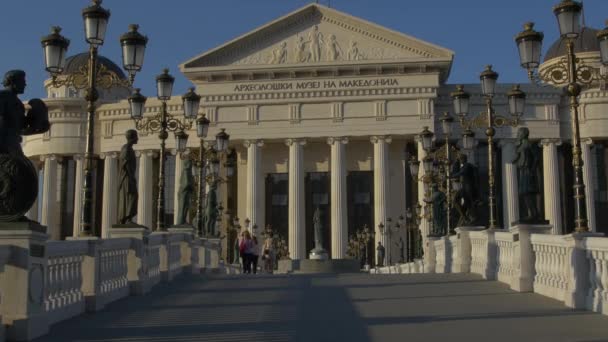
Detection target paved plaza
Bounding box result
[34,273,608,342]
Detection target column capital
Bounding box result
[370,135,392,144]
[135,150,158,158]
[244,139,264,148]
[540,138,562,147]
[327,137,349,145]
[285,138,307,147]
[40,154,61,162]
[72,154,85,161]
[582,138,594,146]
[100,152,119,160]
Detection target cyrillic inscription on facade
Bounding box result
[233,78,399,92]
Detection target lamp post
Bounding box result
[128,69,196,232]
[356,224,372,269]
[513,0,608,232]
[410,125,460,237]
[404,206,423,262]
[41,0,147,236]
[188,109,232,237]
[450,67,527,230]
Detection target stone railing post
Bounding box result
[434,236,450,273]
[168,227,195,274]
[110,226,150,295]
[453,226,485,273]
[0,222,49,341]
[509,224,552,292]
[564,232,602,309]
[151,232,171,282]
[425,236,439,273]
[80,239,102,312]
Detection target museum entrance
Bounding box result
[305,172,331,258]
[265,173,289,241]
[347,171,374,266]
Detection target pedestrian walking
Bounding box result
[262,232,275,274]
[239,231,253,274]
[251,236,260,274]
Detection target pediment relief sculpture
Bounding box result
[235,25,408,66]
[181,4,453,70]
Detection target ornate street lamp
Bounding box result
[411,123,460,237]
[513,0,608,232]
[129,69,195,232]
[450,70,526,230]
[41,0,147,237]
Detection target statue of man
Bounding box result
[176,156,194,225]
[376,242,385,267]
[313,206,323,250]
[204,181,219,236]
[513,127,541,222]
[117,130,138,225]
[396,237,405,263]
[430,183,447,235]
[451,154,479,226]
[0,70,49,221]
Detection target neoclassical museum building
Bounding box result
[22,4,608,263]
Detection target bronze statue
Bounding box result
[376,241,385,267]
[313,206,324,250]
[396,237,405,263]
[451,154,480,226]
[176,156,194,225]
[117,130,138,224]
[513,127,541,223]
[0,70,50,222]
[430,183,447,235]
[202,181,219,236]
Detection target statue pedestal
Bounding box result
[0,221,49,341]
[168,224,195,236]
[309,248,328,260]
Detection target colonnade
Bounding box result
[27,137,599,260]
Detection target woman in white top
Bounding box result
[262,232,275,274]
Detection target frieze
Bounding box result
[204,86,436,104]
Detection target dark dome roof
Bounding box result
[544,27,600,62]
[64,53,126,79]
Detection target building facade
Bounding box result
[22,4,608,262]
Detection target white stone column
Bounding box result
[328,137,348,259]
[541,139,563,235]
[101,152,118,238]
[26,160,41,222]
[173,151,184,226]
[137,150,155,229]
[244,140,264,232]
[72,154,85,237]
[287,138,306,260]
[582,139,597,232]
[417,141,430,240]
[372,135,391,263]
[41,155,60,239]
[500,140,519,229]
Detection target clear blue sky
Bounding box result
[2,0,608,100]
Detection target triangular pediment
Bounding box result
[181,4,453,70]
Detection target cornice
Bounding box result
[203,86,437,104]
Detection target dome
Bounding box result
[543,27,600,62]
[63,53,126,79]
